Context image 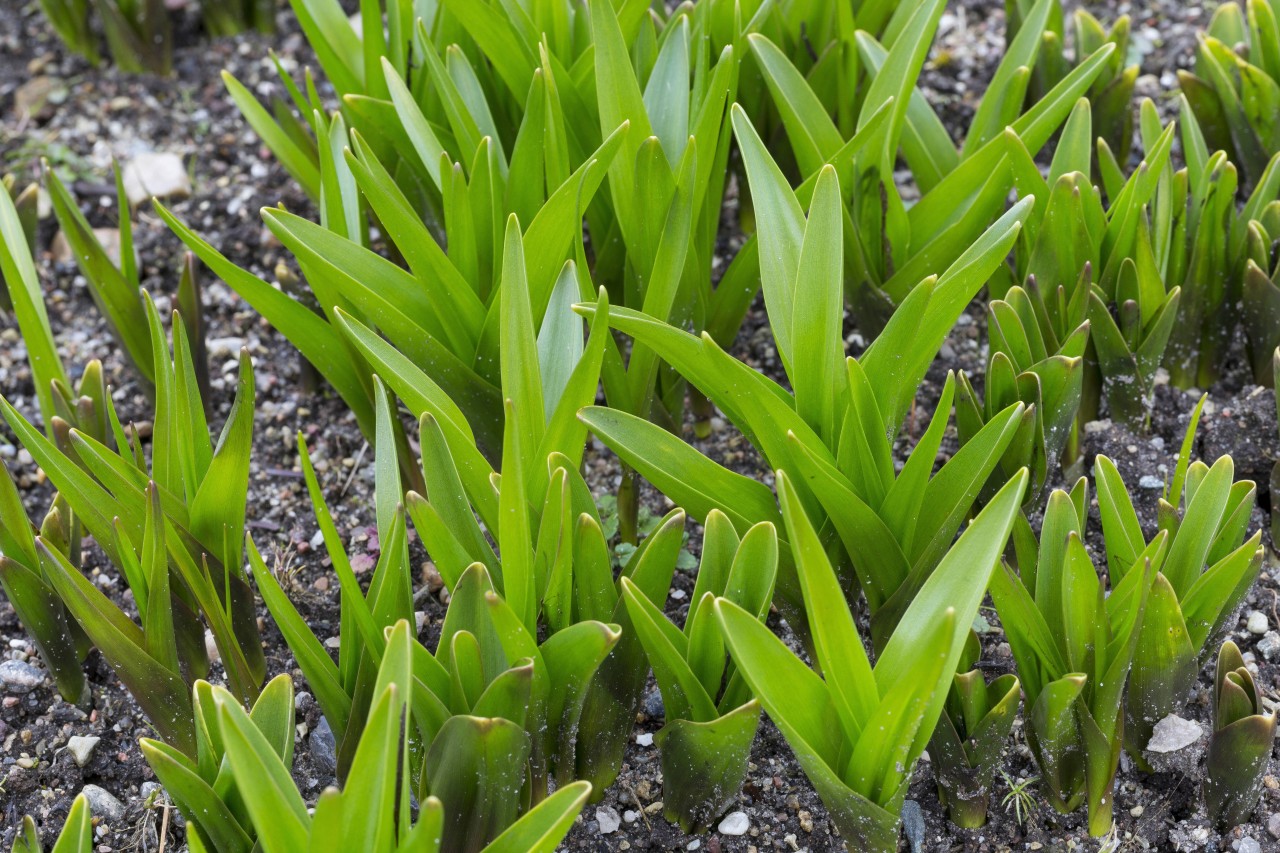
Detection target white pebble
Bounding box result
[1248,611,1269,635]
[718,810,750,835]
[596,805,621,834]
[636,732,654,747]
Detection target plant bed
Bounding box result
[2,0,1279,851]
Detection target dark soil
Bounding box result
[2,0,1278,850]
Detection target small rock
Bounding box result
[643,688,664,720]
[623,809,639,824]
[1268,812,1280,838]
[66,735,99,767]
[310,716,338,777]
[81,784,125,822]
[14,76,64,120]
[1237,838,1261,853]
[52,228,133,268]
[1146,714,1202,753]
[718,810,750,835]
[635,732,654,747]
[596,805,621,834]
[900,800,925,853]
[1139,475,1163,489]
[1259,631,1280,662]
[206,337,246,359]
[122,153,191,205]
[0,659,45,693]
[1248,611,1269,635]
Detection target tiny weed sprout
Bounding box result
[928,642,1021,828]
[714,469,1027,850]
[621,511,777,832]
[1000,772,1039,828]
[993,478,1155,836]
[1203,640,1277,829]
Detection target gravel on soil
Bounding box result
[2,0,1279,850]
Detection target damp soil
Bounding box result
[2,0,1279,850]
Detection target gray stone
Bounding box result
[596,805,621,834]
[1146,714,1202,753]
[1247,611,1269,635]
[121,153,191,205]
[901,800,925,853]
[1268,812,1280,838]
[81,784,125,822]
[718,811,750,836]
[1259,631,1280,662]
[1139,475,1163,489]
[1237,838,1261,853]
[310,715,338,777]
[0,659,45,692]
[643,687,664,719]
[66,735,99,767]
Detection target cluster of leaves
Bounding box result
[992,406,1261,836]
[1008,0,1139,162]
[0,272,263,751]
[1180,0,1280,189]
[6,0,1280,847]
[37,0,273,74]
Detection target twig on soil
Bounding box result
[339,441,368,498]
[624,781,651,831]
[157,800,170,853]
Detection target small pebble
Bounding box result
[596,805,621,834]
[1138,475,1163,489]
[1247,611,1269,635]
[80,784,125,822]
[718,811,750,836]
[636,732,654,747]
[1146,714,1202,753]
[66,735,99,767]
[1237,838,1261,853]
[0,660,44,693]
[1259,631,1280,662]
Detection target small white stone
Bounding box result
[687,842,700,850]
[718,810,750,836]
[623,809,638,824]
[66,736,100,767]
[122,153,191,205]
[1248,611,1269,635]
[1146,714,1202,753]
[635,732,654,747]
[596,805,621,834]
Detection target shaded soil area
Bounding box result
[1,0,1278,850]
